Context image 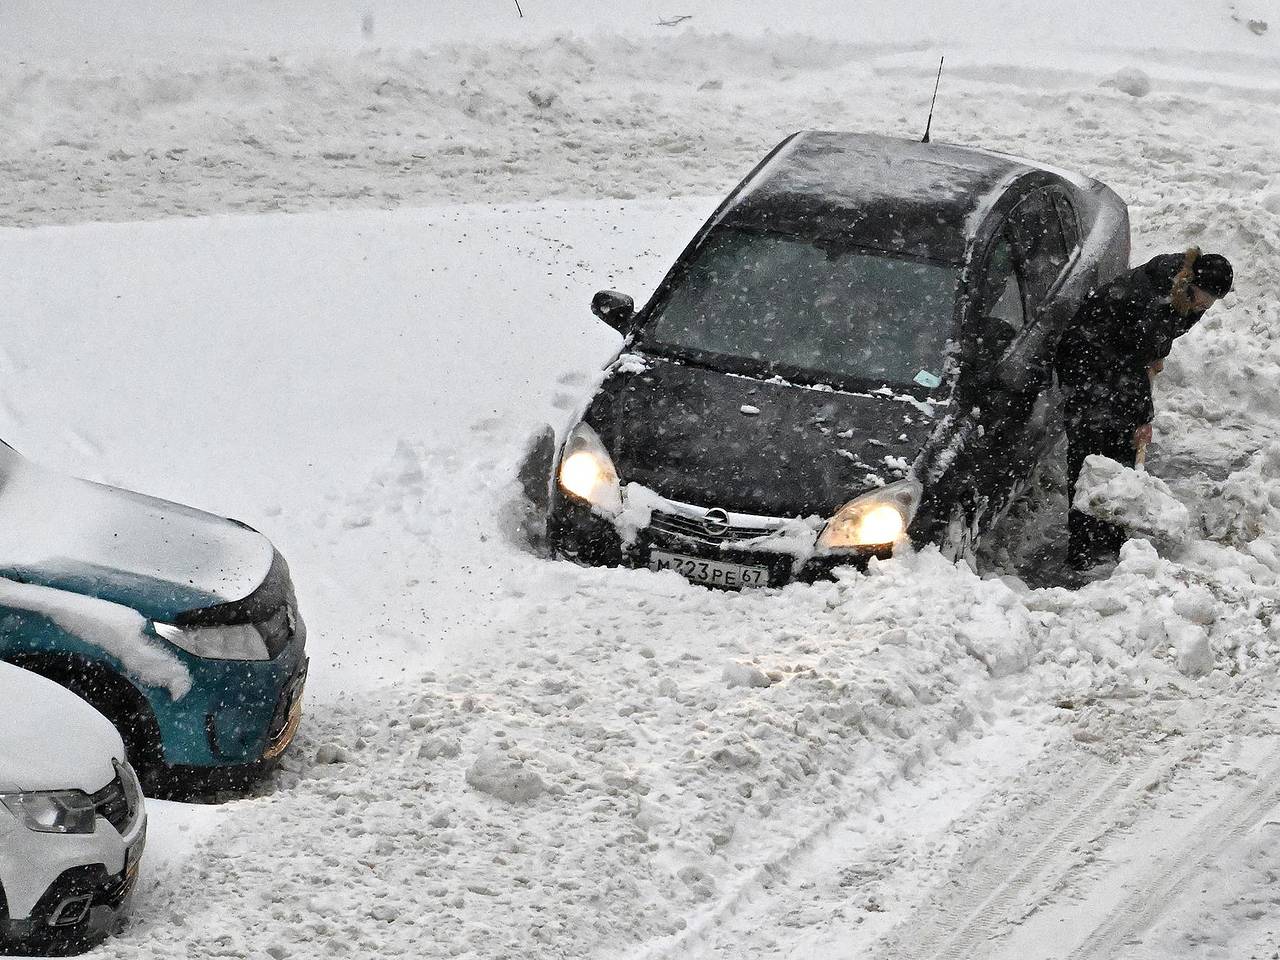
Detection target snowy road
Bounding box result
[3,4,1280,958]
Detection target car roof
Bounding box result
[715,130,1042,263]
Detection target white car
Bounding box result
[0,662,146,953]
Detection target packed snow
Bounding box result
[2,1,1280,958]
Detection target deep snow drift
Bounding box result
[2,3,1280,958]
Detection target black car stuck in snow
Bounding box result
[526,131,1131,589]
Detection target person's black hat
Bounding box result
[1192,253,1233,298]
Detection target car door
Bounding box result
[961,188,1069,530]
[1003,189,1077,459]
[918,218,1032,547]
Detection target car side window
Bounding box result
[982,235,1026,330]
[1010,190,1068,305]
[1054,193,1080,254]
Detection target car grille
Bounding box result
[90,774,135,836]
[649,510,777,545]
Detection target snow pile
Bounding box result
[1073,455,1192,547]
[102,526,1280,956]
[107,552,1040,957]
[465,747,548,804]
[1,23,1276,229]
[1197,442,1280,546]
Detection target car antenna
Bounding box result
[921,55,945,143]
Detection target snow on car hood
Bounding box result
[0,443,275,620]
[600,356,937,517]
[0,661,124,793]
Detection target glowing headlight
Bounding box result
[817,479,922,552]
[557,422,622,515]
[152,621,270,661]
[1,790,97,834]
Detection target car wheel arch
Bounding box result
[3,652,163,770]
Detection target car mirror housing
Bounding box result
[591,290,635,334]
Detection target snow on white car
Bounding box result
[0,661,146,954]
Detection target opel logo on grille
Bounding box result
[702,508,731,536]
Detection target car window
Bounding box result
[1054,193,1080,253]
[982,236,1026,329]
[1010,190,1068,304]
[645,228,960,390]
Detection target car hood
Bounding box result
[0,661,123,793]
[0,447,275,622]
[596,354,942,517]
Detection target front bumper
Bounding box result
[149,637,308,770]
[548,492,890,587]
[0,797,146,949]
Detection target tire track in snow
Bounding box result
[1067,739,1280,960]
[879,742,1193,960]
[620,708,983,960]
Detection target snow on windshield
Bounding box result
[647,229,958,388]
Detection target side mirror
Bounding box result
[591,290,635,334]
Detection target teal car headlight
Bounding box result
[1,790,97,834]
[153,622,270,661]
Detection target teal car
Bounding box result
[0,441,307,790]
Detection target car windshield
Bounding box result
[644,228,960,389]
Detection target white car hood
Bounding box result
[0,662,123,793]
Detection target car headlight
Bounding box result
[152,622,270,661]
[118,761,144,818]
[817,479,922,552]
[557,422,623,515]
[1,790,97,834]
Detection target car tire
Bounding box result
[512,425,556,555]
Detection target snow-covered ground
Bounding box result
[3,2,1280,957]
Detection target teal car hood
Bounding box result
[0,446,274,622]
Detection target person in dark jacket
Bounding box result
[1056,247,1233,570]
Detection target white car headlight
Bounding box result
[557,422,623,515]
[0,790,97,834]
[817,479,922,552]
[152,621,270,661]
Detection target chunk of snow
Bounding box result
[465,748,547,804]
[612,352,649,375]
[1073,456,1191,548]
[1102,66,1152,97]
[722,661,773,688]
[1166,619,1214,677]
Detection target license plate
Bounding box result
[648,550,769,589]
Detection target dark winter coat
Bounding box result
[1055,254,1205,433]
